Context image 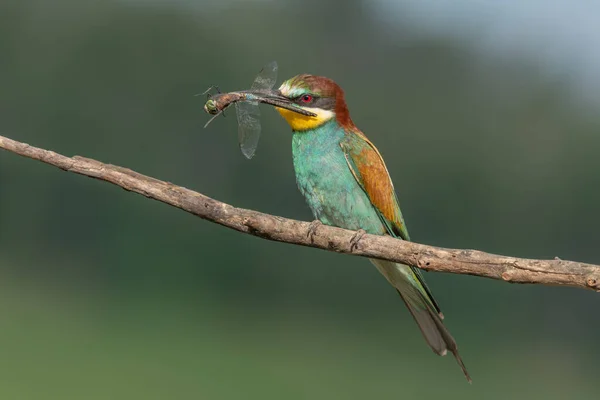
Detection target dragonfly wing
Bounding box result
[235,100,261,159]
[231,61,278,159]
[251,61,277,91]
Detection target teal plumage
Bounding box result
[292,120,385,234]
[274,74,471,382]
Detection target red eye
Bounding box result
[300,94,313,103]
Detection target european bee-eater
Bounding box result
[264,74,471,382]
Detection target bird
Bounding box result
[266,73,471,382]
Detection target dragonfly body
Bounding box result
[204,92,251,115]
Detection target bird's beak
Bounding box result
[252,90,317,117]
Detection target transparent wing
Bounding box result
[234,61,277,159]
[250,61,278,91]
[235,100,261,159]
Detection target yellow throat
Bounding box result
[275,107,335,131]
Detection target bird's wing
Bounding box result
[339,131,410,240]
[340,131,442,314]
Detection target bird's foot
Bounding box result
[350,229,366,251]
[306,220,322,243]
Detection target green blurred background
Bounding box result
[1,0,599,398]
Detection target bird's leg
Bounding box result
[349,229,366,251]
[306,220,322,243]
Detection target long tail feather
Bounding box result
[371,259,472,383]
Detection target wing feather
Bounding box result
[340,132,409,240]
[340,131,442,315]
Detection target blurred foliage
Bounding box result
[0,0,598,398]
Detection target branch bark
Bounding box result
[1,134,599,292]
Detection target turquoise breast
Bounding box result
[291,121,385,235]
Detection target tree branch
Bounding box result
[1,133,599,292]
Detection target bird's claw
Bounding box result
[350,229,366,251]
[307,220,322,243]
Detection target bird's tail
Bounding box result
[371,259,472,383]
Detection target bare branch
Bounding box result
[1,134,599,292]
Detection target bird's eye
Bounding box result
[300,94,313,103]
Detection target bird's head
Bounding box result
[270,74,355,132]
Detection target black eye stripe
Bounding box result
[314,97,335,110]
[292,95,335,110]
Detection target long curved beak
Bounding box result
[251,89,317,117]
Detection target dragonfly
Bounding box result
[202,61,316,159]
